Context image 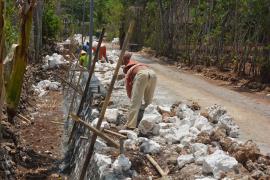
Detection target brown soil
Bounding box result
[0,62,68,179]
[19,91,64,159]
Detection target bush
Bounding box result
[42,7,61,39]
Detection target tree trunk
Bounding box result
[32,0,43,63]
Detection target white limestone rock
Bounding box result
[91,118,110,130]
[119,130,138,140]
[161,124,190,144]
[144,104,160,115]
[138,118,160,136]
[159,123,175,129]
[104,108,119,123]
[218,114,240,138]
[124,139,137,150]
[94,153,112,175]
[177,154,195,168]
[193,116,209,130]
[192,143,208,165]
[189,127,201,136]
[91,109,99,118]
[167,116,179,123]
[177,104,194,120]
[181,135,195,147]
[202,150,238,179]
[42,53,69,69]
[201,124,214,134]
[140,139,161,154]
[112,154,131,174]
[207,105,227,123]
[94,138,107,150]
[32,80,61,97]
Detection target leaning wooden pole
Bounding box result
[70,114,119,148]
[79,21,135,180]
[68,28,105,144]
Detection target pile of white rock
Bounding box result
[82,49,244,179]
[42,53,69,70]
[32,80,61,97]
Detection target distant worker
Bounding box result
[79,50,89,68]
[122,53,157,129]
[82,42,90,53]
[92,41,109,63]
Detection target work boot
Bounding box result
[136,108,145,127]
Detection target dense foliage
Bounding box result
[121,0,270,82]
[4,1,18,48]
[60,0,123,40]
[42,0,61,39]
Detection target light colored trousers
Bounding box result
[126,69,157,128]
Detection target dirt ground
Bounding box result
[133,53,270,155]
[19,91,64,159]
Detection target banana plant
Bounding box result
[0,0,5,134]
[6,0,36,120]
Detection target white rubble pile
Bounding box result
[42,53,69,69]
[160,124,190,144]
[86,49,244,179]
[72,34,83,44]
[207,105,240,138]
[32,80,61,97]
[112,38,119,45]
[112,154,132,174]
[202,150,238,179]
[107,50,119,63]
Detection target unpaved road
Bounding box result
[133,54,270,154]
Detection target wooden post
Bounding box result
[70,114,119,148]
[79,21,135,180]
[66,69,83,123]
[68,28,105,144]
[146,154,168,178]
[103,129,127,139]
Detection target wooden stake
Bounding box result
[70,114,119,148]
[68,28,105,144]
[103,129,127,139]
[146,154,168,178]
[16,114,31,124]
[50,121,64,125]
[118,107,128,112]
[79,21,135,180]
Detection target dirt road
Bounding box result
[133,54,270,154]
